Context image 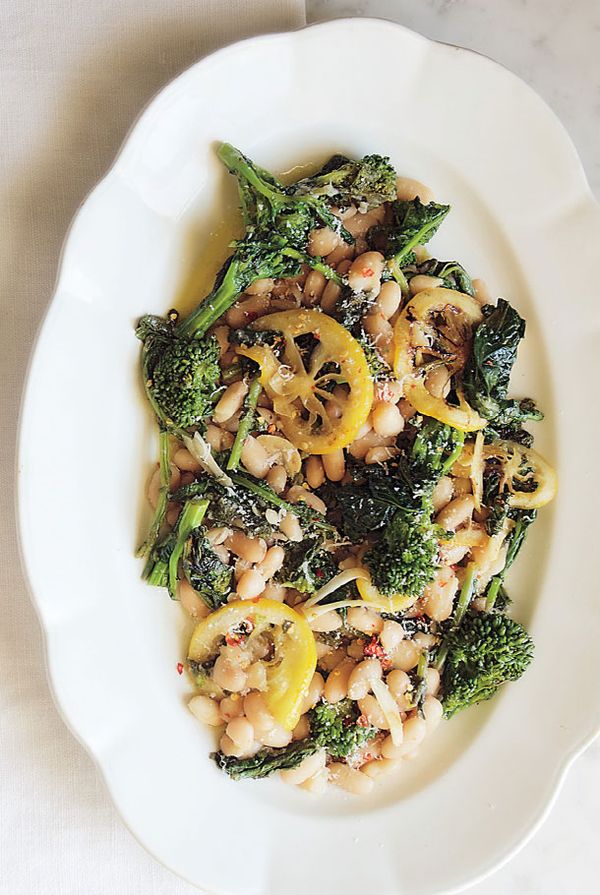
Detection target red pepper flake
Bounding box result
[267,423,277,434]
[225,618,254,647]
[363,635,392,670]
[315,568,325,579]
[362,267,374,277]
[176,662,184,675]
[357,714,370,728]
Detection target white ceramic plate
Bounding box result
[17,17,600,895]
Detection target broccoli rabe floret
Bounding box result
[441,612,534,717]
[292,153,397,210]
[363,510,439,598]
[310,699,377,759]
[148,333,221,430]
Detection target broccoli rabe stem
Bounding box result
[440,430,465,477]
[226,378,262,471]
[167,498,209,598]
[175,257,241,339]
[138,429,171,561]
[434,563,477,672]
[282,247,343,285]
[485,576,502,611]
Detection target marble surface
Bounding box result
[307,5,600,893]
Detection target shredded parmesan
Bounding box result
[303,568,369,610]
[470,430,485,511]
[183,432,234,489]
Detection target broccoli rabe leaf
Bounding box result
[441,612,534,717]
[414,258,475,296]
[276,537,338,594]
[182,530,233,609]
[310,699,377,758]
[462,299,543,431]
[214,739,320,779]
[371,198,450,266]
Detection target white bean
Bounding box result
[173,448,202,473]
[322,449,345,482]
[329,763,374,795]
[358,695,390,730]
[279,511,303,542]
[243,693,275,736]
[286,484,327,515]
[212,324,230,357]
[303,270,327,305]
[396,176,434,204]
[347,658,382,700]
[308,227,341,258]
[226,717,255,751]
[423,695,444,732]
[147,463,180,509]
[363,312,393,351]
[261,582,287,601]
[323,657,355,704]
[347,251,385,294]
[212,656,247,693]
[422,566,459,622]
[179,578,210,620]
[380,620,404,654]
[280,749,326,785]
[343,205,385,237]
[389,640,421,672]
[424,668,440,698]
[266,465,287,494]
[245,277,275,295]
[371,401,404,438]
[219,733,260,759]
[320,279,341,312]
[409,274,444,295]
[256,546,285,580]
[310,610,343,633]
[362,758,401,779]
[431,476,454,513]
[386,669,412,704]
[236,569,266,600]
[425,365,451,399]
[219,695,244,722]
[260,723,293,748]
[349,429,395,460]
[472,277,492,306]
[435,495,476,531]
[225,530,267,564]
[305,456,325,489]
[213,380,248,424]
[301,767,329,793]
[292,714,311,741]
[374,280,401,319]
[403,713,427,747]
[188,695,222,727]
[246,661,267,691]
[346,607,383,635]
[241,435,270,479]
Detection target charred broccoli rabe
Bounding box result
[441,612,534,717]
[182,530,233,610]
[276,537,338,594]
[291,153,397,210]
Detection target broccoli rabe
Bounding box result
[364,509,439,598]
[371,198,450,272]
[441,612,534,717]
[413,258,475,296]
[144,498,209,598]
[182,530,233,610]
[291,153,397,210]
[276,537,338,594]
[214,739,319,780]
[310,699,378,759]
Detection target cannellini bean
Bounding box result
[226,717,255,751]
[241,435,270,479]
[343,205,386,237]
[173,448,201,473]
[347,251,385,294]
[472,277,492,306]
[390,639,421,672]
[279,511,303,542]
[409,274,444,295]
[226,530,267,564]
[245,277,275,295]
[318,646,347,673]
[365,445,400,465]
[221,411,241,433]
[320,279,341,312]
[396,176,434,204]
[424,668,440,698]
[362,758,401,779]
[212,324,230,357]
[266,465,287,494]
[435,495,476,531]
[260,723,293,748]
[425,365,451,399]
[349,429,395,460]
[305,455,325,489]
[205,526,231,546]
[213,544,230,565]
[347,658,382,700]
[363,312,393,350]
[452,476,472,496]
[212,655,247,693]
[326,242,355,265]
[219,695,244,722]
[375,379,403,404]
[403,713,427,747]
[219,733,260,759]
[323,657,356,703]
[256,546,285,580]
[398,399,417,421]
[286,484,327,515]
[423,696,444,732]
[374,280,402,319]
[303,270,327,305]
[301,767,330,793]
[310,610,343,633]
[205,423,234,452]
[329,763,374,795]
[386,669,412,704]
[280,749,327,785]
[213,380,248,424]
[358,695,390,730]
[413,632,438,650]
[322,449,346,482]
[346,638,366,660]
[243,693,275,736]
[236,569,266,600]
[261,582,287,601]
[308,227,341,257]
[147,463,180,509]
[166,502,181,526]
[188,695,222,727]
[179,578,210,620]
[431,476,454,513]
[346,606,383,635]
[380,620,404,654]
[336,259,353,276]
[371,401,404,437]
[293,714,311,741]
[300,672,325,713]
[422,566,459,621]
[246,662,268,691]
